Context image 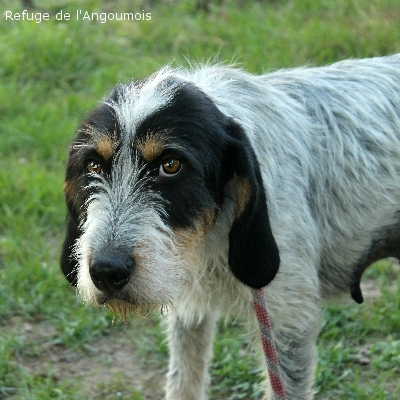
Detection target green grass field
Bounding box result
[1,0,400,398]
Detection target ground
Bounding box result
[3,266,397,400]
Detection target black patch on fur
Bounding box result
[60,217,80,286]
[133,82,233,228]
[225,122,280,289]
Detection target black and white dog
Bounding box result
[61,54,400,399]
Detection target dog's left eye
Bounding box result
[87,159,103,175]
[159,158,181,177]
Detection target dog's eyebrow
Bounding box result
[95,135,119,161]
[70,122,121,160]
[69,138,120,161]
[136,130,172,162]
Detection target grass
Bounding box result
[1,0,400,398]
[316,260,400,399]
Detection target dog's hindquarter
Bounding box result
[276,57,400,302]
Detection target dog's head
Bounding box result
[61,69,280,316]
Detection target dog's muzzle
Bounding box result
[89,251,134,293]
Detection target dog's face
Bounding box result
[61,70,280,316]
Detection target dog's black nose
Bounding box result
[89,251,134,293]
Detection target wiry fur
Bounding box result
[61,54,400,399]
[75,154,183,311]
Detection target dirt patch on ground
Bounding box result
[47,334,164,399]
[360,279,382,300]
[6,317,166,399]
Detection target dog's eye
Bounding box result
[159,158,181,177]
[87,159,103,175]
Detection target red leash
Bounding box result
[252,288,287,400]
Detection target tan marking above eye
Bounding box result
[137,136,166,162]
[159,158,181,177]
[87,159,103,175]
[96,136,117,161]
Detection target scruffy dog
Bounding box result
[61,54,400,399]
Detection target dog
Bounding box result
[61,54,400,399]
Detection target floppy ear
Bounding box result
[60,212,80,287]
[226,122,280,289]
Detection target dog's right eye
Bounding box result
[86,159,103,175]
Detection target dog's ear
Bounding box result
[225,121,280,289]
[60,212,80,287]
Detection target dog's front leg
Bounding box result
[165,311,217,400]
